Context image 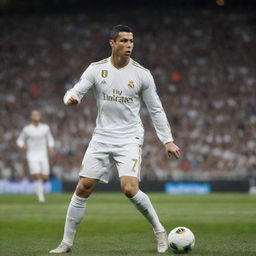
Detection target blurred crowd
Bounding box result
[1,8,255,181]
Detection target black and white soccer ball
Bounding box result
[168,227,195,253]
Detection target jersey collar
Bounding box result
[108,57,132,71]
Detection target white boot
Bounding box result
[155,230,168,253]
[49,242,72,254]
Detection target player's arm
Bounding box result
[46,126,55,155]
[64,64,94,106]
[141,72,180,159]
[16,128,28,151]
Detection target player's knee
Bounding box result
[76,182,93,193]
[32,174,41,181]
[121,183,138,198]
[42,175,49,181]
[76,180,94,197]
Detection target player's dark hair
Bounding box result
[110,24,133,40]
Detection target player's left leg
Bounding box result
[32,173,45,203]
[41,174,49,181]
[115,142,168,253]
[34,159,50,203]
[120,176,165,233]
[120,176,168,253]
[29,160,46,203]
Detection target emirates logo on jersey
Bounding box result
[103,89,133,104]
[101,70,108,78]
[128,80,135,88]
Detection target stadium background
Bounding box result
[0,0,256,192]
[1,1,256,256]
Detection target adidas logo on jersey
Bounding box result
[100,80,107,85]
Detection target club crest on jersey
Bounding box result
[128,80,135,88]
[101,70,108,78]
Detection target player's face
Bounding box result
[30,110,41,122]
[110,32,134,57]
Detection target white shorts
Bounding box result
[79,141,142,183]
[27,159,50,176]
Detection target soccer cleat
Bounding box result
[49,242,72,254]
[155,230,168,253]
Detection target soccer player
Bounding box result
[17,110,55,203]
[50,25,180,254]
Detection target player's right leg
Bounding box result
[50,141,113,253]
[49,177,98,254]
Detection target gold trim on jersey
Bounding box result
[91,58,108,66]
[101,70,108,78]
[132,60,149,71]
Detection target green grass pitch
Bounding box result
[0,193,256,256]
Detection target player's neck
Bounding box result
[110,55,130,69]
[32,121,40,126]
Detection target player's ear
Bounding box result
[109,39,114,48]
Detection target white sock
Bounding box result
[34,180,45,203]
[130,190,165,233]
[62,193,87,246]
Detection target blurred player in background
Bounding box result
[17,110,55,203]
[50,25,180,254]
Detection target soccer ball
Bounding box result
[168,227,195,253]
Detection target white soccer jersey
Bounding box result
[64,57,173,145]
[16,123,54,161]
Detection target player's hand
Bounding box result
[48,147,55,155]
[67,96,80,105]
[165,142,181,159]
[22,145,28,151]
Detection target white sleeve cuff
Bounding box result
[16,140,24,148]
[63,90,72,105]
[162,136,174,144]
